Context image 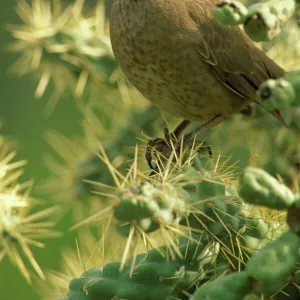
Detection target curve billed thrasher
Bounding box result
[109,0,284,168]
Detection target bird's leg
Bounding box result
[182,115,225,145]
[146,120,191,170]
[146,115,225,172]
[161,120,191,146]
[171,120,192,139]
[178,115,225,159]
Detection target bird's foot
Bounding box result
[145,127,212,175]
[145,115,225,175]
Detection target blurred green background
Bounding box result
[0,1,132,298]
[0,1,82,299]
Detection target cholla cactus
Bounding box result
[245,0,296,41]
[40,114,109,221]
[213,0,249,25]
[263,20,300,71]
[40,105,164,221]
[50,137,299,299]
[7,0,129,111]
[0,139,60,283]
[56,150,300,299]
[214,0,298,41]
[37,229,125,300]
[256,70,300,110]
[0,146,26,187]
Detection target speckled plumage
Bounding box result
[110,0,284,122]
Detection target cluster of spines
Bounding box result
[114,181,190,235]
[42,105,163,222]
[7,0,126,107]
[59,234,220,300]
[58,152,300,299]
[0,135,60,282]
[192,167,300,299]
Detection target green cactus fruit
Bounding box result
[224,197,248,232]
[239,167,296,209]
[213,0,248,25]
[241,218,282,252]
[114,182,189,235]
[197,179,226,199]
[245,218,269,239]
[257,78,296,110]
[244,0,296,41]
[247,230,300,295]
[241,234,268,254]
[84,267,103,278]
[191,271,250,300]
[67,277,91,300]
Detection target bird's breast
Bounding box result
[117,43,245,121]
[109,0,248,121]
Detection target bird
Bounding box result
[109,0,285,168]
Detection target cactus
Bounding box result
[0,137,60,283]
[190,167,300,299]
[239,167,296,209]
[214,0,298,41]
[247,230,299,295]
[213,1,249,25]
[41,105,163,221]
[114,182,190,235]
[257,70,300,110]
[56,152,300,299]
[63,235,219,300]
[191,271,250,300]
[7,0,136,116]
[244,0,296,41]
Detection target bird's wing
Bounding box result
[184,0,284,101]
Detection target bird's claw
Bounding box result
[145,128,213,175]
